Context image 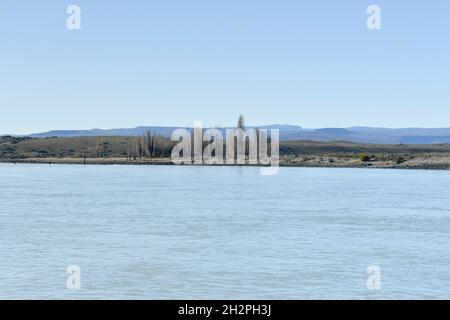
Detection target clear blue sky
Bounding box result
[1,0,449,134]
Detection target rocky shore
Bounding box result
[3,153,450,170]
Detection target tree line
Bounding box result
[128,130,175,160]
[93,115,258,161]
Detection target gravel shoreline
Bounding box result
[2,155,450,170]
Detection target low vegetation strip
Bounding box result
[2,135,450,170]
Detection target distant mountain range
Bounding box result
[29,125,450,144]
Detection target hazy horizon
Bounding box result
[6,122,450,137]
[9,121,450,137]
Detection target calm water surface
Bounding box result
[1,164,450,299]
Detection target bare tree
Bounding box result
[127,145,132,161]
[137,137,144,159]
[234,115,246,160]
[145,130,154,158]
[237,114,245,130]
[151,132,156,157]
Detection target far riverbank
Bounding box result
[2,154,450,170]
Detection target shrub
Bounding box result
[396,156,406,164]
[358,154,370,162]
